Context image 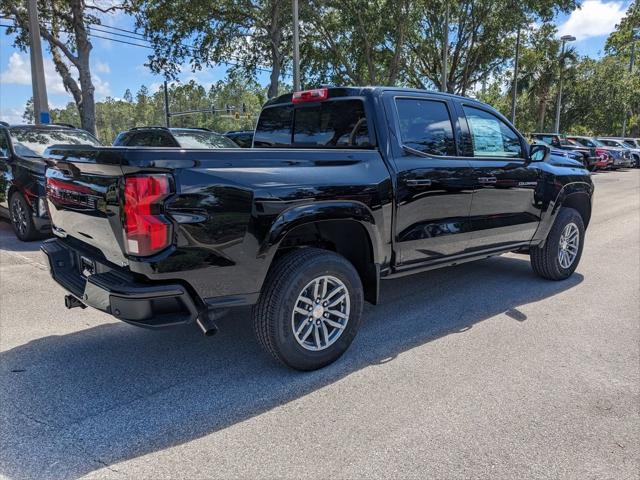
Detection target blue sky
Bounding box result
[0,0,632,124]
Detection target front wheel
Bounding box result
[10,192,38,241]
[253,248,364,371]
[530,207,585,280]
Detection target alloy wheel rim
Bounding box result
[291,275,350,352]
[11,198,28,236]
[558,222,579,269]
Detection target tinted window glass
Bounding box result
[293,100,371,148]
[463,106,522,158]
[172,130,238,149]
[0,131,9,157]
[253,105,293,147]
[127,131,175,147]
[396,98,456,156]
[8,128,101,156]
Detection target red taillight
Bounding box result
[292,87,329,104]
[123,174,172,256]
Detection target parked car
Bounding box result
[529,133,598,171]
[566,135,634,169]
[42,87,594,371]
[0,122,102,240]
[597,137,640,167]
[113,127,240,149]
[565,138,613,170]
[530,139,585,167]
[224,130,254,148]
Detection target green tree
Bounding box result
[129,0,290,98]
[1,1,125,134]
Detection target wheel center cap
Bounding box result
[312,305,324,319]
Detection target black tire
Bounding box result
[530,207,585,280]
[9,192,38,241]
[253,248,364,371]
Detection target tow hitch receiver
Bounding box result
[64,294,86,309]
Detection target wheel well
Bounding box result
[276,220,378,304]
[562,192,591,228]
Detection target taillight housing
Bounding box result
[292,87,329,104]
[123,174,172,256]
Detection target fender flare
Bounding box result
[534,181,593,246]
[258,200,385,265]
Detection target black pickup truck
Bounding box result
[42,87,594,371]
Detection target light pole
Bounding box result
[26,0,49,124]
[292,0,301,92]
[554,34,575,134]
[621,27,640,137]
[441,2,449,93]
[510,26,521,125]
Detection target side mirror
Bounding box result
[529,144,550,163]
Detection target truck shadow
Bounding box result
[0,255,582,479]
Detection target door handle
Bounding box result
[478,176,497,184]
[406,179,432,187]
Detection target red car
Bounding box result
[567,139,612,170]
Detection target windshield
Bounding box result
[9,128,101,157]
[623,140,638,148]
[172,130,239,149]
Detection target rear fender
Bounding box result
[260,201,383,261]
[258,201,384,303]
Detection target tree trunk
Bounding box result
[537,95,548,131]
[70,0,96,133]
[267,1,282,98]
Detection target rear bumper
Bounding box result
[41,238,200,327]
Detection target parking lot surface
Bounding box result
[0,170,638,480]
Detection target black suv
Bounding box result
[0,122,101,240]
[113,127,239,148]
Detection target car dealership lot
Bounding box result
[0,170,638,480]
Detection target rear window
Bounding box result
[8,128,101,156]
[253,99,372,149]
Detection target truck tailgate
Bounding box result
[45,146,128,266]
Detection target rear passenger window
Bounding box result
[253,100,371,148]
[463,106,523,158]
[128,131,175,147]
[395,98,456,156]
[253,105,293,147]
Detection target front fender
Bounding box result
[259,200,384,265]
[533,180,594,246]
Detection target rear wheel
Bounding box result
[253,248,364,371]
[10,192,38,241]
[530,207,584,280]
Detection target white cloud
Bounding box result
[0,52,67,95]
[0,107,25,125]
[557,0,627,41]
[95,60,111,74]
[1,52,111,99]
[93,74,111,97]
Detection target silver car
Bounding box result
[598,138,640,168]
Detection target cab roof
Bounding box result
[264,86,482,108]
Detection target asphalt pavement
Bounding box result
[0,169,638,480]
